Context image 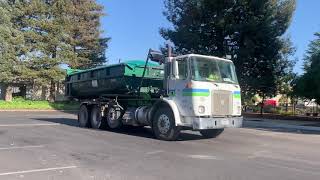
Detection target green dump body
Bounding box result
[65,60,164,99]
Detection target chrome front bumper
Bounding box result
[192,116,243,130]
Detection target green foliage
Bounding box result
[161,0,296,99]
[0,98,79,110]
[263,105,276,113]
[0,1,29,83]
[66,0,110,68]
[242,94,259,106]
[0,0,108,101]
[293,32,320,104]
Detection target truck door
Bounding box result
[168,57,190,116]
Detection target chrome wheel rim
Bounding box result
[108,109,116,122]
[107,108,120,128]
[157,114,170,134]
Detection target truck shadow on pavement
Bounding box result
[32,117,79,127]
[31,117,208,141]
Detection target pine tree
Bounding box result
[161,0,296,101]
[12,0,70,101]
[0,0,27,101]
[68,0,109,68]
[294,32,320,104]
[10,0,109,101]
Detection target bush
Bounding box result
[279,111,294,116]
[263,105,276,113]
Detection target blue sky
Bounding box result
[99,0,320,73]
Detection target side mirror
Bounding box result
[148,49,165,64]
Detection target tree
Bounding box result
[12,0,74,101]
[0,0,29,101]
[8,0,109,101]
[293,32,320,104]
[161,0,296,103]
[67,0,110,69]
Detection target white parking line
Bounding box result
[146,150,164,155]
[0,166,77,176]
[0,123,60,127]
[188,154,220,160]
[0,145,45,151]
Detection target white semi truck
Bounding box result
[66,50,243,141]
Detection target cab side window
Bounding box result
[177,59,188,80]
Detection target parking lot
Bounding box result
[0,111,320,180]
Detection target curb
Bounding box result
[244,120,320,132]
[243,114,320,122]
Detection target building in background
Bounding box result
[0,83,66,102]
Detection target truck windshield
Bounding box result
[190,56,238,84]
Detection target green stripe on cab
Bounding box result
[182,92,210,97]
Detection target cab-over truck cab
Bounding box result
[154,54,243,139]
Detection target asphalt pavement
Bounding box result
[0,111,320,180]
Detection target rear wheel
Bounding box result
[200,129,224,138]
[152,107,180,141]
[78,104,90,128]
[90,105,107,129]
[106,106,122,129]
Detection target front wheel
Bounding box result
[152,107,181,141]
[200,129,224,138]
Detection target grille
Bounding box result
[212,90,233,116]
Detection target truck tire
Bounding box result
[106,106,122,129]
[152,107,181,141]
[78,104,91,128]
[90,105,107,129]
[200,129,224,138]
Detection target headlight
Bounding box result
[198,106,205,114]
